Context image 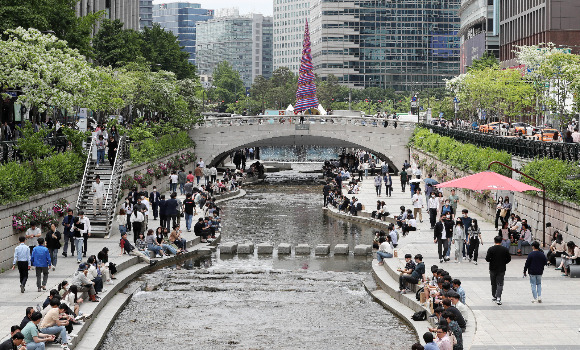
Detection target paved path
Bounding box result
[348,173,580,348]
[0,188,239,343]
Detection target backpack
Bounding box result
[415,286,424,301]
[411,310,427,321]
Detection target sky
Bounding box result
[152,0,273,16]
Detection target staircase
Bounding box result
[76,136,126,238]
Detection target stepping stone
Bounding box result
[295,244,311,255]
[277,243,292,255]
[257,243,274,254]
[333,244,349,255]
[354,244,372,256]
[219,242,238,254]
[315,244,330,255]
[237,243,254,254]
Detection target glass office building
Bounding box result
[196,14,274,87]
[153,2,214,64]
[273,0,311,74]
[309,0,460,91]
[140,0,153,30]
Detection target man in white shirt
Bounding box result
[25,222,42,253]
[572,127,580,143]
[449,293,469,323]
[198,158,205,168]
[412,188,424,222]
[73,211,91,262]
[91,175,105,217]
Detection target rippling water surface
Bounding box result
[99,165,417,350]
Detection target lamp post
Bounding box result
[487,161,546,247]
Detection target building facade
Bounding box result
[153,2,214,65]
[140,0,153,30]
[196,13,274,87]
[273,0,311,74]
[76,0,139,31]
[500,0,580,67]
[309,0,461,91]
[459,0,500,73]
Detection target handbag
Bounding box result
[448,331,458,345]
[500,209,508,218]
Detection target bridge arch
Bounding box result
[190,116,415,174]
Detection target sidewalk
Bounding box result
[0,187,241,343]
[349,174,580,348]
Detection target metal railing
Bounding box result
[198,115,417,130]
[76,138,95,211]
[421,124,580,161]
[1,136,68,163]
[103,136,126,237]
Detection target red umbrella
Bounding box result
[436,171,542,192]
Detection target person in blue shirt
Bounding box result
[31,237,52,292]
[12,236,31,293]
[452,279,466,305]
[523,241,548,303]
[422,331,439,350]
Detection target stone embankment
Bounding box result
[218,241,372,256]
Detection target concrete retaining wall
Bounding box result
[411,147,580,244]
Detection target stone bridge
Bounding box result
[190,116,415,173]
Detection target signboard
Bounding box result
[78,108,88,132]
[461,32,486,73]
[411,102,418,108]
[14,103,21,122]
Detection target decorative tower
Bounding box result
[294,20,319,114]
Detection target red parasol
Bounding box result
[436,171,542,192]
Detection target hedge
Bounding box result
[520,158,580,204]
[0,152,85,205]
[129,132,195,164]
[410,128,512,176]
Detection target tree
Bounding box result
[269,67,297,109]
[210,61,244,110]
[0,0,101,56]
[93,19,144,67]
[468,52,499,72]
[250,75,270,112]
[141,24,197,79]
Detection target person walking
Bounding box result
[412,188,424,222]
[12,236,31,293]
[434,214,449,263]
[107,135,118,167]
[374,174,382,196]
[523,241,547,303]
[194,165,203,186]
[78,211,91,258]
[400,168,408,192]
[467,219,483,264]
[452,219,465,263]
[25,221,42,255]
[45,224,61,270]
[149,186,160,220]
[95,134,106,167]
[383,173,393,197]
[91,175,105,217]
[169,171,178,193]
[485,236,512,305]
[177,169,187,195]
[61,209,75,258]
[428,192,438,229]
[31,238,51,292]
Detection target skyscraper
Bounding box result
[140,0,153,30]
[196,13,274,87]
[273,0,310,74]
[153,2,214,65]
[459,0,500,73]
[309,0,461,91]
[76,0,139,31]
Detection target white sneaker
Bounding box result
[101,288,107,293]
[106,281,114,285]
[69,333,78,338]
[473,261,478,265]
[531,299,537,303]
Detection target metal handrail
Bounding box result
[103,136,126,236]
[200,115,416,129]
[76,138,95,211]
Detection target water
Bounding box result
[99,165,417,350]
[260,146,341,162]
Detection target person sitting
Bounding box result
[442,298,466,331]
[402,213,417,236]
[398,254,425,294]
[120,232,154,266]
[135,232,147,253]
[145,229,165,258]
[38,299,72,349]
[395,206,408,228]
[434,324,452,350]
[97,247,116,281]
[170,225,188,250]
[376,236,394,266]
[452,279,466,305]
[422,332,439,350]
[71,264,99,302]
[21,311,56,350]
[396,254,416,276]
[557,241,580,276]
[509,215,522,242]
[441,310,463,350]
[0,332,25,350]
[547,233,566,266]
[517,223,533,255]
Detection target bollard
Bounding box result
[315,244,331,255]
[295,244,311,255]
[277,243,292,255]
[333,244,349,255]
[257,243,274,254]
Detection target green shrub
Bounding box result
[411,127,512,176]
[130,131,194,164]
[0,151,85,205]
[520,158,580,204]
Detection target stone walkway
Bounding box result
[347,173,580,348]
[0,188,241,343]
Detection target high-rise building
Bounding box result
[196,13,274,87]
[273,0,310,74]
[140,0,153,30]
[500,0,580,67]
[76,0,139,31]
[309,0,461,91]
[459,0,500,73]
[153,2,214,65]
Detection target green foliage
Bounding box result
[93,19,144,67]
[209,61,245,110]
[16,122,53,160]
[129,132,194,164]
[410,127,512,176]
[60,126,90,156]
[468,52,499,72]
[141,24,197,79]
[520,158,580,204]
[0,151,84,205]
